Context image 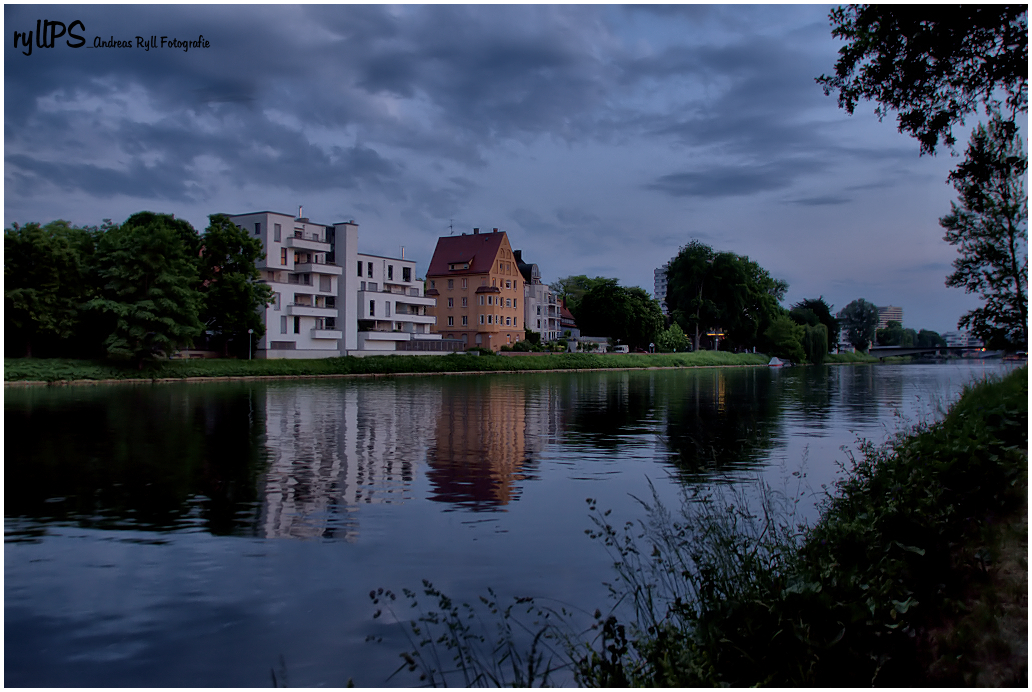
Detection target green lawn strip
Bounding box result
[4,352,770,383]
[575,366,1027,686]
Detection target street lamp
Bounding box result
[248,329,254,360]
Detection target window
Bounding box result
[369,300,375,316]
[487,296,492,305]
[358,261,363,277]
[461,297,467,307]
[506,317,511,326]
[479,295,484,305]
[274,223,281,242]
[430,280,435,289]
[506,298,511,307]
[461,316,468,326]
[274,292,281,311]
[479,315,485,325]
[280,316,288,334]
[320,275,331,292]
[367,262,373,277]
[385,302,390,317]
[360,281,366,290]
[514,299,517,309]
[447,279,454,289]
[255,222,261,236]
[536,305,541,315]
[537,319,541,328]
[281,248,288,265]
[447,316,454,326]
[388,265,393,280]
[461,278,468,289]
[487,315,492,324]
[447,298,454,308]
[293,316,300,334]
[505,281,511,289]
[403,267,411,282]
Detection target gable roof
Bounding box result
[427,232,507,277]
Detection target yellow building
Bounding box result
[426,228,525,351]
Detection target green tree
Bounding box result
[763,314,805,363]
[549,275,607,315]
[817,6,1027,155]
[837,298,879,352]
[666,240,787,351]
[916,329,947,348]
[575,279,664,350]
[5,220,98,357]
[876,320,916,347]
[803,323,829,365]
[791,297,840,352]
[199,214,273,357]
[941,117,1028,349]
[87,212,204,366]
[656,322,690,352]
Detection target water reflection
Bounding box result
[5,385,265,538]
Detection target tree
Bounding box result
[575,279,664,350]
[817,6,1028,154]
[5,220,98,357]
[941,117,1028,349]
[666,240,787,351]
[837,298,879,352]
[199,214,274,357]
[803,324,829,365]
[876,320,915,347]
[656,322,690,352]
[87,212,204,366]
[916,329,946,348]
[549,275,607,315]
[791,297,840,352]
[763,314,805,363]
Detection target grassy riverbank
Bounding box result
[573,366,1027,686]
[4,351,769,383]
[379,367,1026,686]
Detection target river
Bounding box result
[4,361,1014,686]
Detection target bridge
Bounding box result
[866,345,1003,360]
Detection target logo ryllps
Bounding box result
[13,19,86,55]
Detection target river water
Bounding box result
[4,361,1014,686]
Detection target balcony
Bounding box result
[284,232,330,252]
[394,294,436,308]
[393,313,436,325]
[286,303,336,317]
[293,262,342,275]
[311,328,343,340]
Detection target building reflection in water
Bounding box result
[259,382,441,540]
[426,380,543,511]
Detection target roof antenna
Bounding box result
[449,219,454,236]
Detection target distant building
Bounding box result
[942,330,984,348]
[877,306,903,330]
[559,300,580,340]
[514,249,560,342]
[426,228,525,351]
[654,261,671,315]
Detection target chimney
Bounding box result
[493,228,498,233]
[473,228,479,234]
[401,246,405,259]
[299,205,303,218]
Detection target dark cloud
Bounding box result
[784,195,851,206]
[647,159,822,198]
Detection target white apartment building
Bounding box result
[654,261,670,315]
[942,330,984,348]
[877,305,903,329]
[514,250,560,341]
[229,210,445,358]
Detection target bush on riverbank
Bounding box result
[827,351,879,363]
[573,366,1027,686]
[4,352,769,383]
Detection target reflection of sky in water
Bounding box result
[5,361,1017,686]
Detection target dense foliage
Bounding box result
[790,297,839,352]
[5,212,275,363]
[573,366,1027,686]
[876,320,917,347]
[837,298,879,352]
[665,240,788,352]
[940,117,1028,350]
[572,278,665,350]
[817,5,1027,155]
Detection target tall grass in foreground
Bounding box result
[368,367,1026,686]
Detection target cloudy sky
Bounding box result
[6,4,1016,334]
